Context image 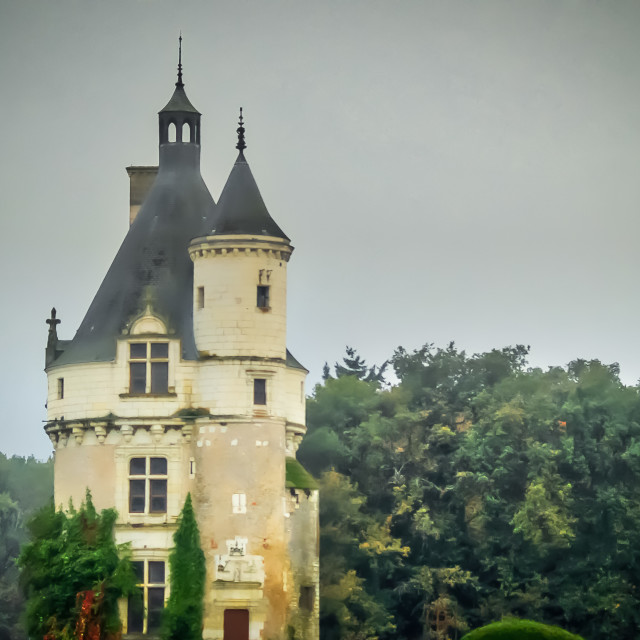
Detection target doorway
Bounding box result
[224,609,249,640]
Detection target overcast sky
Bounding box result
[1,0,639,459]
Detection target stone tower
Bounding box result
[44,45,319,640]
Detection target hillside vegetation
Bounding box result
[0,454,53,640]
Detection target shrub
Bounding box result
[462,618,585,640]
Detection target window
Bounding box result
[128,559,166,634]
[129,342,169,394]
[57,378,64,399]
[197,286,205,309]
[299,585,315,612]
[257,285,270,309]
[129,457,167,514]
[253,378,266,405]
[232,493,247,514]
[182,121,191,143]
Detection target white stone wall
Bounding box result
[46,229,313,638]
[191,236,292,359]
[47,351,305,427]
[195,360,306,425]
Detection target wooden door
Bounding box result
[224,609,249,640]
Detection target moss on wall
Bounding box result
[285,458,318,490]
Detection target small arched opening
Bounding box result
[182,122,191,143]
[168,122,177,143]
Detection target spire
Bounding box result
[176,33,183,87]
[236,108,246,154]
[202,111,289,240]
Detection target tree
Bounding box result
[334,347,388,384]
[0,493,25,640]
[304,343,640,640]
[19,491,136,640]
[162,493,205,640]
[0,455,53,640]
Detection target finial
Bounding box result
[46,307,60,329]
[176,33,183,87]
[236,107,246,152]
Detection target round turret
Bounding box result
[190,112,293,360]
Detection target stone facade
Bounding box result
[44,59,318,640]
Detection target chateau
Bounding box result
[43,46,319,640]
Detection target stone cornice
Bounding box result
[188,236,293,262]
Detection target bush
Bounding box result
[462,618,585,640]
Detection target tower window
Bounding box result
[57,378,64,399]
[253,378,267,405]
[129,456,167,514]
[128,559,166,634]
[168,122,176,143]
[182,121,191,143]
[197,286,205,309]
[299,585,315,612]
[257,285,270,309]
[129,342,169,394]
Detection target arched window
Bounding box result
[182,122,191,143]
[168,122,176,143]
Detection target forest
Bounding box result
[3,343,640,639]
[299,345,640,639]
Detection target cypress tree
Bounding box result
[162,493,205,640]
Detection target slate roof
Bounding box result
[53,143,215,367]
[160,84,200,115]
[204,152,289,241]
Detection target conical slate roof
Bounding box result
[54,161,215,366]
[206,151,289,240]
[160,84,200,114]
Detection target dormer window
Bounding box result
[129,342,169,394]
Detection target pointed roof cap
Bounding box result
[159,35,200,114]
[207,110,289,240]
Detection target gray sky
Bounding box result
[1,0,639,459]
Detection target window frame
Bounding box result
[128,341,169,395]
[253,378,267,405]
[128,456,168,515]
[127,558,166,635]
[257,285,270,310]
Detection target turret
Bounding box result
[190,111,292,361]
[158,35,202,170]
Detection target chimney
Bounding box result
[126,166,158,225]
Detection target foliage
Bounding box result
[461,618,585,639]
[324,346,388,384]
[303,343,640,640]
[0,455,52,640]
[19,490,137,640]
[162,493,205,640]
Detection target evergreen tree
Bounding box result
[334,346,388,384]
[162,493,206,640]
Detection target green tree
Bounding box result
[0,493,25,640]
[304,344,640,640]
[334,346,388,384]
[162,493,205,640]
[19,491,136,640]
